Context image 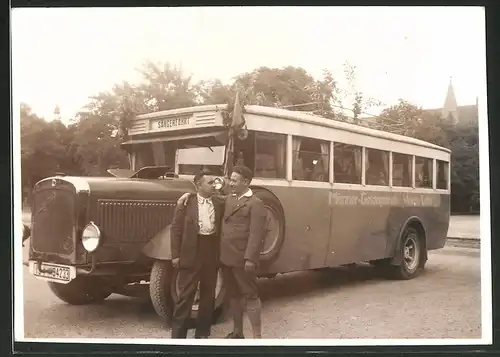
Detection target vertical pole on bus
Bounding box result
[432,158,437,190]
[224,131,235,178]
[411,155,416,188]
[224,92,245,178]
[389,152,393,187]
[361,147,366,186]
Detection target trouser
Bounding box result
[222,265,261,309]
[171,234,218,338]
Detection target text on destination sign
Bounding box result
[155,116,190,130]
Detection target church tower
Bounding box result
[53,104,61,122]
[442,77,458,124]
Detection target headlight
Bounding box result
[214,177,225,190]
[82,221,101,253]
[22,224,30,238]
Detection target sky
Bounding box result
[11,6,486,123]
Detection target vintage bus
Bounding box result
[26,102,450,325]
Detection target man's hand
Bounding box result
[244,259,256,273]
[177,193,191,207]
[172,258,180,268]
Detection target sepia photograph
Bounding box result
[12,6,491,346]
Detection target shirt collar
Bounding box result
[197,193,212,203]
[233,188,253,200]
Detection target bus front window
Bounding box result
[177,145,226,176]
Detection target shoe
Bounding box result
[225,332,245,339]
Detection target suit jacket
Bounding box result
[220,193,268,268]
[170,194,225,269]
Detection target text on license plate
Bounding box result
[156,117,190,129]
[33,263,72,282]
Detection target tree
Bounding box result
[448,120,479,212]
[20,104,75,203]
[68,61,206,175]
[335,62,382,125]
[70,110,129,176]
[221,66,348,120]
[136,60,201,111]
[376,99,425,137]
[196,79,232,105]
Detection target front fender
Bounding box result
[22,224,31,247]
[142,224,172,260]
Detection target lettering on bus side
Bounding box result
[329,191,441,208]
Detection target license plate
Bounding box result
[154,116,190,130]
[29,261,76,284]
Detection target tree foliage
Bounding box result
[339,62,382,124]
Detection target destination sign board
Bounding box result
[151,116,191,131]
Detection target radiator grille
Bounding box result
[96,199,176,243]
[31,189,75,255]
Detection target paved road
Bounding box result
[21,245,481,340]
[447,215,480,239]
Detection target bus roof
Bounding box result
[133,103,450,154]
[244,105,451,154]
[135,104,229,120]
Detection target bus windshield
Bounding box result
[132,136,226,176]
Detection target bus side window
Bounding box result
[415,156,433,188]
[292,136,329,182]
[392,153,412,187]
[436,160,449,190]
[333,143,362,184]
[365,148,390,186]
[254,132,286,179]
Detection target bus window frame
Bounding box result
[253,131,287,180]
[363,146,391,188]
[414,155,435,190]
[435,158,451,193]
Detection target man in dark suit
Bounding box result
[177,165,267,339]
[170,170,225,339]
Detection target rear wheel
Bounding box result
[389,227,424,280]
[48,276,112,305]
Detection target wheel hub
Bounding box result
[403,235,419,271]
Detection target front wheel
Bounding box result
[48,276,112,305]
[149,260,175,323]
[389,227,425,280]
[170,267,228,327]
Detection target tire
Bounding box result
[252,189,285,261]
[48,276,112,305]
[389,227,425,280]
[149,260,175,323]
[170,267,228,328]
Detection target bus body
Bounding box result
[27,102,450,324]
